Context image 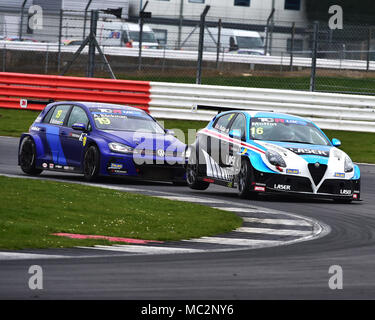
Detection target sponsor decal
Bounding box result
[287,148,329,157]
[340,189,352,195]
[63,166,75,171]
[82,136,87,147]
[49,163,54,169]
[42,163,48,168]
[254,186,266,192]
[273,184,291,191]
[70,132,81,139]
[286,169,299,175]
[108,163,123,170]
[335,172,345,178]
[55,165,63,169]
[30,126,40,132]
[203,178,214,183]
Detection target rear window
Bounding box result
[49,105,71,126]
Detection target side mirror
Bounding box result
[229,129,241,140]
[72,123,87,132]
[331,138,341,147]
[165,129,175,136]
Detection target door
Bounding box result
[61,106,90,168]
[45,104,71,167]
[206,112,236,180]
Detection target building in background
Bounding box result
[0,0,308,54]
[128,0,308,53]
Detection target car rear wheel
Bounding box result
[83,145,100,182]
[237,157,255,199]
[19,137,43,176]
[186,163,209,190]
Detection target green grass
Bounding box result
[0,176,242,250]
[1,108,374,163]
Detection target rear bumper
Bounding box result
[251,169,361,201]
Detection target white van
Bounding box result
[97,21,159,49]
[207,28,265,55]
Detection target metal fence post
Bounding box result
[367,26,372,72]
[290,22,295,72]
[57,9,63,73]
[216,19,222,69]
[2,44,6,72]
[309,21,319,92]
[138,1,149,72]
[196,5,210,85]
[87,10,98,77]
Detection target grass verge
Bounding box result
[1,108,374,163]
[0,176,242,250]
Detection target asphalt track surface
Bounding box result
[0,136,374,299]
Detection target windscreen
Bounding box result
[250,117,330,146]
[236,36,263,49]
[90,108,165,134]
[129,31,156,43]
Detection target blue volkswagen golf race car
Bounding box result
[186,110,361,203]
[18,102,187,184]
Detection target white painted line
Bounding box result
[0,252,66,260]
[235,227,312,237]
[157,196,225,204]
[243,217,311,227]
[184,237,282,246]
[211,206,275,213]
[76,245,204,254]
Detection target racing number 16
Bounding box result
[251,127,264,135]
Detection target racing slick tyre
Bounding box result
[83,145,100,182]
[186,163,210,190]
[19,137,43,176]
[237,157,256,199]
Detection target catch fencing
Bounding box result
[0,72,374,133]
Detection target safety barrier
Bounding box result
[0,72,151,111]
[149,82,375,133]
[0,72,375,132]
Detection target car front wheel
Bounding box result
[83,145,100,182]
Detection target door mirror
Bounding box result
[72,123,87,132]
[229,129,241,140]
[331,138,341,147]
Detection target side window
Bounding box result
[213,113,236,134]
[67,106,89,128]
[43,106,56,123]
[49,105,71,126]
[230,114,247,140]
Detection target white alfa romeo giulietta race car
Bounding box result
[186,110,361,203]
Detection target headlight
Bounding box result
[344,156,354,173]
[108,142,134,154]
[266,150,286,167]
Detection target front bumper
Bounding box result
[251,169,361,201]
[100,152,186,182]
